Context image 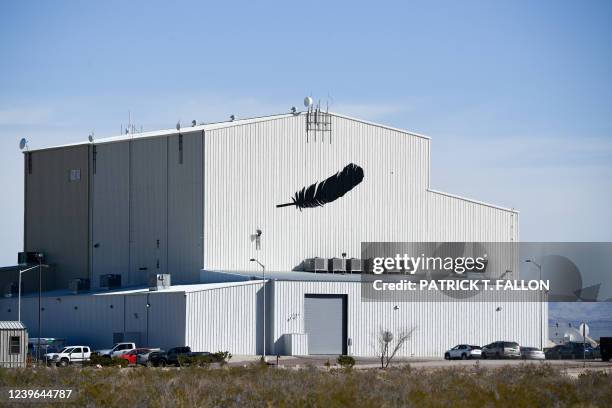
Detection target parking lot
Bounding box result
[229,355,612,374]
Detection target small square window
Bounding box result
[69,169,81,182]
[9,336,20,354]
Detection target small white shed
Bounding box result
[0,321,28,368]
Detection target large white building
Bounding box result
[0,110,546,356]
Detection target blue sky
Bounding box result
[1,0,611,270]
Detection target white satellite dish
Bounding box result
[304,96,313,108]
[19,138,28,150]
[579,323,589,337]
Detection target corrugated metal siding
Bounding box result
[0,329,28,368]
[271,281,546,357]
[203,114,515,273]
[426,191,518,242]
[167,131,204,283]
[0,292,185,350]
[129,138,168,285]
[92,142,130,287]
[25,146,90,290]
[203,114,430,272]
[185,282,263,354]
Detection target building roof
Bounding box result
[201,269,362,283]
[0,321,26,330]
[15,280,266,299]
[25,111,429,153]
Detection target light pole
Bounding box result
[17,265,39,322]
[525,259,543,349]
[250,258,266,361]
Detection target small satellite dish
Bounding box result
[176,121,181,131]
[304,96,313,108]
[88,133,94,143]
[19,138,28,150]
[192,120,196,127]
[291,106,297,114]
[230,114,235,121]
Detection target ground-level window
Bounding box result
[9,336,20,354]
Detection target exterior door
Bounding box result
[304,294,347,355]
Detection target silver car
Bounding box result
[137,348,162,366]
[521,347,545,360]
[482,341,521,359]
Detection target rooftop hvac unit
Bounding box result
[149,274,171,291]
[69,278,90,294]
[347,258,362,273]
[304,258,328,273]
[328,258,346,273]
[18,251,44,264]
[100,274,121,289]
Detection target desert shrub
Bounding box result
[178,352,232,367]
[0,363,611,407]
[336,355,356,369]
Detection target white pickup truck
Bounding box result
[44,346,91,367]
[95,342,136,358]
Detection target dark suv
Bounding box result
[148,347,209,367]
[481,341,521,359]
[545,342,594,359]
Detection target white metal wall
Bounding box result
[203,114,517,273]
[271,280,546,357]
[0,329,28,368]
[185,282,264,355]
[0,292,186,350]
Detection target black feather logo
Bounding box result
[276,163,364,210]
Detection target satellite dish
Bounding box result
[176,121,181,131]
[88,134,94,143]
[304,96,313,108]
[19,138,27,150]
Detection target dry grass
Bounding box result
[0,363,611,407]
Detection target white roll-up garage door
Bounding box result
[304,294,347,355]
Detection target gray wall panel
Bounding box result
[91,142,130,288]
[129,138,168,285]
[168,131,204,283]
[25,146,90,290]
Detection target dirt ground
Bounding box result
[229,354,612,375]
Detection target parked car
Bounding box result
[118,348,154,365]
[592,346,601,360]
[444,345,482,360]
[545,342,594,359]
[600,337,612,361]
[137,348,162,366]
[520,347,545,360]
[44,346,91,367]
[481,341,521,359]
[95,342,136,358]
[148,347,209,367]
